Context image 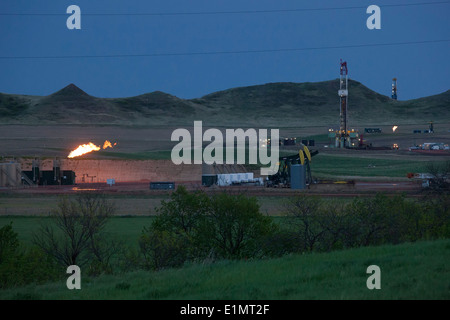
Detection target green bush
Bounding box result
[197,193,277,259]
[0,223,62,289]
[260,230,301,257]
[0,223,19,264]
[284,195,326,252]
[32,193,117,269]
[421,195,450,239]
[283,193,450,255]
[140,188,277,268]
[153,186,210,236]
[139,228,188,270]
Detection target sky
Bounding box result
[0,0,449,100]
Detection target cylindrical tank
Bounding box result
[290,164,306,190]
[0,163,21,187]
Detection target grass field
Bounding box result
[0,216,156,248]
[1,239,448,300]
[2,194,352,217]
[0,194,170,216]
[311,154,438,178]
[100,146,445,179]
[0,214,302,248]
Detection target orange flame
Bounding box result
[392,126,398,132]
[103,140,113,149]
[68,142,101,158]
[68,140,117,158]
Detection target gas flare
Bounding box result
[68,142,101,158]
[392,126,398,132]
[103,140,114,149]
[68,140,117,158]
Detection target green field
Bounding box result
[0,215,297,249]
[0,216,155,248]
[94,150,173,160]
[93,148,443,180]
[0,194,302,217]
[1,239,448,300]
[311,154,437,178]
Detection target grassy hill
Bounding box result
[1,80,449,127]
[1,239,449,300]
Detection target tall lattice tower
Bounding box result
[391,78,397,100]
[336,59,349,148]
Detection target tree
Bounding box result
[33,193,115,268]
[0,223,19,264]
[139,228,188,270]
[0,223,60,288]
[346,194,391,247]
[317,201,348,251]
[425,161,450,194]
[198,192,276,259]
[153,185,210,236]
[285,195,325,252]
[141,188,276,264]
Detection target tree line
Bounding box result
[0,187,449,288]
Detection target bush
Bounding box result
[151,186,210,260]
[139,228,188,270]
[283,193,450,254]
[153,186,210,236]
[197,193,277,259]
[260,230,301,257]
[0,223,19,264]
[0,223,61,289]
[138,190,450,271]
[424,161,450,194]
[284,195,326,252]
[421,195,450,239]
[140,188,277,268]
[32,193,117,270]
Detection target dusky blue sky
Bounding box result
[1,0,449,100]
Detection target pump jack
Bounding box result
[266,144,318,187]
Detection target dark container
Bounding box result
[202,174,217,187]
[61,170,76,185]
[150,182,175,190]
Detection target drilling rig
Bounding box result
[391,78,398,100]
[336,59,350,148]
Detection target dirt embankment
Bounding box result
[20,159,201,183]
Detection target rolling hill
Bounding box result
[0,80,449,127]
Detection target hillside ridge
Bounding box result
[1,80,448,126]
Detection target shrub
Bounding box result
[32,193,117,269]
[139,228,188,270]
[0,223,19,264]
[153,186,210,236]
[197,193,277,259]
[140,188,277,267]
[285,195,325,252]
[0,223,61,289]
[283,193,450,254]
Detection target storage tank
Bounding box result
[0,162,21,187]
[290,164,306,189]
